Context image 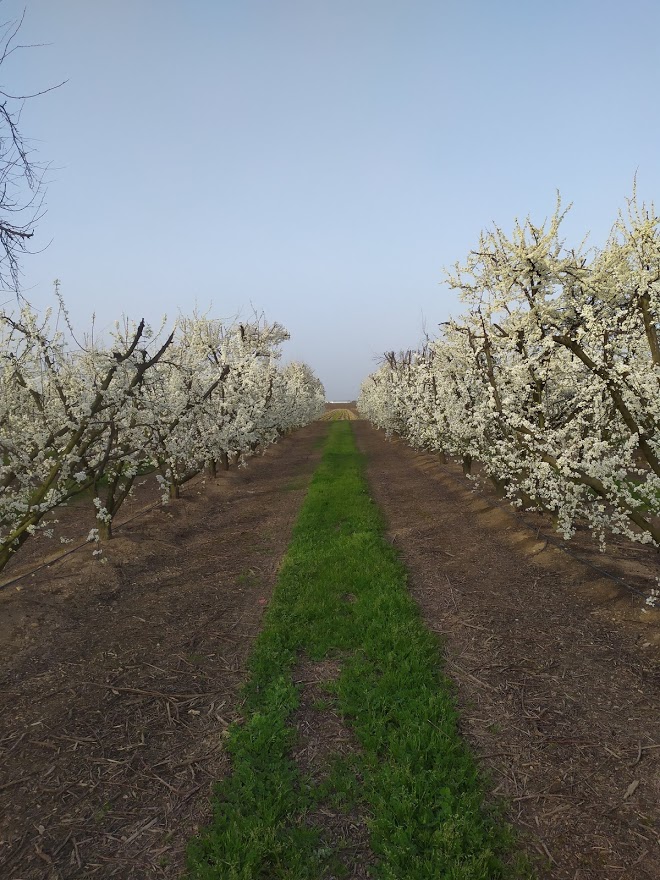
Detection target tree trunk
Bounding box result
[489,474,508,498]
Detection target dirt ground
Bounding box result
[0,422,327,879]
[3,415,660,879]
[353,420,660,879]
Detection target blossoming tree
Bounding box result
[360,191,660,549]
[0,301,324,569]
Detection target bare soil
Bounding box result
[0,423,327,879]
[353,421,660,879]
[4,413,660,879]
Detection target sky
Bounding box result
[2,0,660,400]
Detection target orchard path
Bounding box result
[0,422,328,879]
[353,420,660,880]
[2,416,660,879]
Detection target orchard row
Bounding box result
[360,191,660,550]
[0,301,325,572]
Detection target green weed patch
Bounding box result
[186,421,528,879]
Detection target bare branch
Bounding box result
[0,8,63,290]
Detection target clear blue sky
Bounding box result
[4,0,660,399]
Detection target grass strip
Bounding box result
[186,421,529,879]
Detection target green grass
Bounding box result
[186,421,530,879]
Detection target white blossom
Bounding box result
[360,191,660,553]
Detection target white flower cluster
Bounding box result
[359,190,660,550]
[0,305,325,571]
